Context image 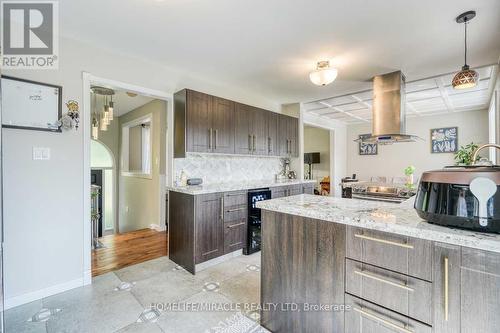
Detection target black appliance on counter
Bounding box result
[415,165,500,233]
[244,188,271,255]
[341,174,357,198]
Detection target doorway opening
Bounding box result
[303,124,332,195]
[85,76,172,278]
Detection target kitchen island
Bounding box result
[257,194,500,333]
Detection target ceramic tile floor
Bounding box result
[5,253,269,333]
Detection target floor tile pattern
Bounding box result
[5,253,266,333]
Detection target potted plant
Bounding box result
[454,142,479,166]
[404,165,416,187]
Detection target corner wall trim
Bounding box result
[4,277,84,310]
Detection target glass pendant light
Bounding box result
[452,11,479,90]
[92,115,99,140]
[103,96,110,125]
[108,95,114,120]
[309,60,338,86]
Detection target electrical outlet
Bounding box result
[125,206,129,213]
[33,147,50,160]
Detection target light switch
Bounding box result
[33,147,50,160]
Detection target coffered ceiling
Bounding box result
[303,65,497,124]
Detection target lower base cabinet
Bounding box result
[345,294,432,333]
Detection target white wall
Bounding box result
[346,110,489,182]
[2,36,281,309]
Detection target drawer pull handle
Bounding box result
[444,257,449,321]
[354,233,414,249]
[354,270,414,292]
[227,222,246,229]
[354,307,414,333]
[226,207,246,212]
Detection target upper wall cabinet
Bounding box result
[278,114,298,157]
[174,89,298,158]
[175,89,235,157]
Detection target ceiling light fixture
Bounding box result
[91,86,115,132]
[452,11,479,90]
[309,60,338,86]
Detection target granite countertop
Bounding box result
[167,179,317,195]
[256,194,500,253]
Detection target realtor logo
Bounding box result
[1,1,59,69]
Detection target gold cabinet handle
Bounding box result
[354,270,414,292]
[253,135,256,152]
[214,129,218,150]
[209,128,213,150]
[248,134,252,151]
[354,233,414,249]
[226,207,246,212]
[220,196,224,221]
[354,307,414,333]
[444,257,449,321]
[227,222,246,229]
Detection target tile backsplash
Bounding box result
[174,153,283,184]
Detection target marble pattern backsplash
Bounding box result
[174,153,283,184]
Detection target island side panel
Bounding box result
[261,210,345,333]
[168,191,196,273]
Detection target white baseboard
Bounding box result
[150,224,166,232]
[4,277,84,310]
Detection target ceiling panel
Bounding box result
[303,65,496,124]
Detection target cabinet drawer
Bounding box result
[289,184,302,196]
[223,190,247,207]
[224,219,246,253]
[224,205,247,222]
[271,186,287,198]
[302,184,314,194]
[345,294,432,333]
[346,259,432,325]
[346,227,433,281]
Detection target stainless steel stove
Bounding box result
[344,182,416,203]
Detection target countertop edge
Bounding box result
[257,196,500,254]
[167,180,317,195]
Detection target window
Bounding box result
[121,115,153,178]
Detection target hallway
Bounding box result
[92,229,167,277]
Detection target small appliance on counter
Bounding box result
[414,144,500,233]
[341,174,358,198]
[245,188,271,255]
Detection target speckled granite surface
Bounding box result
[256,194,500,253]
[167,179,316,195]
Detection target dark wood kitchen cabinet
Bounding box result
[174,89,235,157]
[195,193,224,264]
[460,248,500,333]
[235,104,272,156]
[278,114,299,157]
[267,111,278,155]
[175,88,298,157]
[433,243,461,333]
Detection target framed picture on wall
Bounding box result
[358,134,378,155]
[430,127,458,153]
[1,75,62,132]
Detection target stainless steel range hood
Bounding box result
[356,71,420,145]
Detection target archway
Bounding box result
[90,140,116,235]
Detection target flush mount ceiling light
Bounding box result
[452,11,479,90]
[309,60,338,86]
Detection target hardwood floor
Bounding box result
[92,228,168,277]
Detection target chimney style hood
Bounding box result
[356,71,420,145]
